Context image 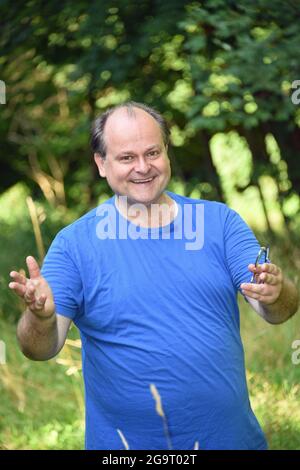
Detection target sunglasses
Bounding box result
[250,246,270,283]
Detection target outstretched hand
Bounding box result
[9,256,55,318]
[241,263,283,305]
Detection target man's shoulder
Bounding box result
[56,196,114,240]
[168,191,230,212]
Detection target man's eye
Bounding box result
[147,150,159,158]
[120,155,134,162]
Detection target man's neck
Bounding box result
[115,193,178,228]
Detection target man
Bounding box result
[9,102,299,450]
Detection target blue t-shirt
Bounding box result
[41,192,267,450]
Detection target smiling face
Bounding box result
[94,107,171,206]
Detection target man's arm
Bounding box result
[241,263,299,324]
[17,310,71,360]
[9,256,71,360]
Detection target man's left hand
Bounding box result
[241,263,283,305]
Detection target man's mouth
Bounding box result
[131,176,156,184]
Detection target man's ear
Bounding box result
[94,153,106,177]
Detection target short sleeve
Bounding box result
[224,208,260,293]
[41,232,83,320]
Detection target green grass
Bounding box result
[240,298,300,449]
[0,320,84,450]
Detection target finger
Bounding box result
[260,263,279,274]
[248,265,263,284]
[9,271,27,285]
[248,263,263,275]
[249,263,280,280]
[242,290,274,302]
[26,256,41,280]
[248,264,258,278]
[34,294,46,311]
[24,283,36,303]
[8,282,27,297]
[258,272,279,285]
[241,282,273,295]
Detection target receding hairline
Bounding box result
[102,105,165,151]
[104,105,161,130]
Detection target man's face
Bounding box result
[94,107,171,206]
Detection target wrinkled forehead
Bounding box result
[104,107,164,154]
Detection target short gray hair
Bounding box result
[91,101,170,158]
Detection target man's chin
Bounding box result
[119,191,165,207]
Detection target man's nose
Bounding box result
[134,157,150,174]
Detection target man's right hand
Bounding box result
[9,256,55,319]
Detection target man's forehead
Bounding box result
[104,107,162,145]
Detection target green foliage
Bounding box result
[181,0,300,130]
[1,0,300,226]
[0,183,83,322]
